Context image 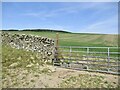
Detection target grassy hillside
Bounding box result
[2,31,119,88]
[2,44,119,88]
[3,31,118,47]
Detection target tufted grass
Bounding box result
[2,44,119,88]
[2,44,44,69]
[2,44,47,78]
[59,74,115,88]
[2,44,53,88]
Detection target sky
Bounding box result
[2,2,118,34]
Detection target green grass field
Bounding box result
[3,31,118,47]
[2,31,119,88]
[2,31,119,65]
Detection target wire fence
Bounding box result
[53,46,120,75]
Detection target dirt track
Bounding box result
[2,65,119,88]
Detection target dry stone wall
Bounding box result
[2,32,55,61]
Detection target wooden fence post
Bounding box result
[53,33,59,65]
[56,33,59,60]
[56,33,59,48]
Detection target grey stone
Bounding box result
[2,32,55,62]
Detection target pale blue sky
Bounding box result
[2,2,118,34]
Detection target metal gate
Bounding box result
[53,46,120,75]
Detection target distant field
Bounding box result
[3,31,118,47]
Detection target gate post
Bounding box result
[69,46,72,67]
[56,33,59,60]
[107,48,110,72]
[56,33,59,48]
[53,33,60,65]
[87,47,89,70]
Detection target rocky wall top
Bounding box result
[2,32,55,61]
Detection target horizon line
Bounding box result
[1,28,118,34]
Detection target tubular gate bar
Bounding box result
[53,46,120,75]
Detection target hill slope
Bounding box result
[2,30,118,47]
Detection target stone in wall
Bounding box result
[2,32,55,61]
